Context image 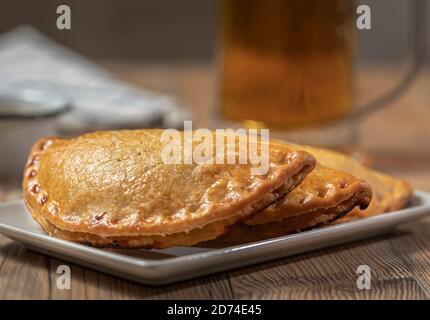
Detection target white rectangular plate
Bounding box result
[0,191,429,285]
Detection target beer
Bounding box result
[220,0,355,129]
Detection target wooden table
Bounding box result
[1,63,430,299]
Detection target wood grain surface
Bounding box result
[0,63,429,299]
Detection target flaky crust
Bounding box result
[29,182,291,249]
[202,164,372,247]
[23,130,316,247]
[201,186,373,247]
[283,142,412,223]
[245,164,372,226]
[203,141,412,247]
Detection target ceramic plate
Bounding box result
[0,191,429,285]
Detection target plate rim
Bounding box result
[0,190,429,284]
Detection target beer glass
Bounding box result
[218,0,425,147]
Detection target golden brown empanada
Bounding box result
[23,130,316,249]
[245,164,372,226]
[203,142,411,247]
[288,143,412,223]
[201,163,372,247]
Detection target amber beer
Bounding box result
[220,0,355,128]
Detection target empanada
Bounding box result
[202,163,372,247]
[23,130,316,249]
[203,142,411,247]
[245,164,372,226]
[288,143,412,223]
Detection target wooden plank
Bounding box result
[48,258,87,300]
[47,256,234,300]
[388,217,430,297]
[227,233,428,299]
[0,236,50,299]
[238,276,425,300]
[137,274,234,300]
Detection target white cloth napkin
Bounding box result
[0,26,191,132]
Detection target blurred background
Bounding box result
[0,0,428,62]
[0,0,429,197]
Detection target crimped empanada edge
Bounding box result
[23,134,316,239]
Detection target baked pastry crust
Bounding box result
[201,163,372,247]
[201,191,365,247]
[286,143,412,223]
[23,130,316,248]
[29,182,290,249]
[245,164,372,226]
[208,142,411,247]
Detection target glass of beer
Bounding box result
[218,0,424,146]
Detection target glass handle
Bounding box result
[348,0,426,122]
